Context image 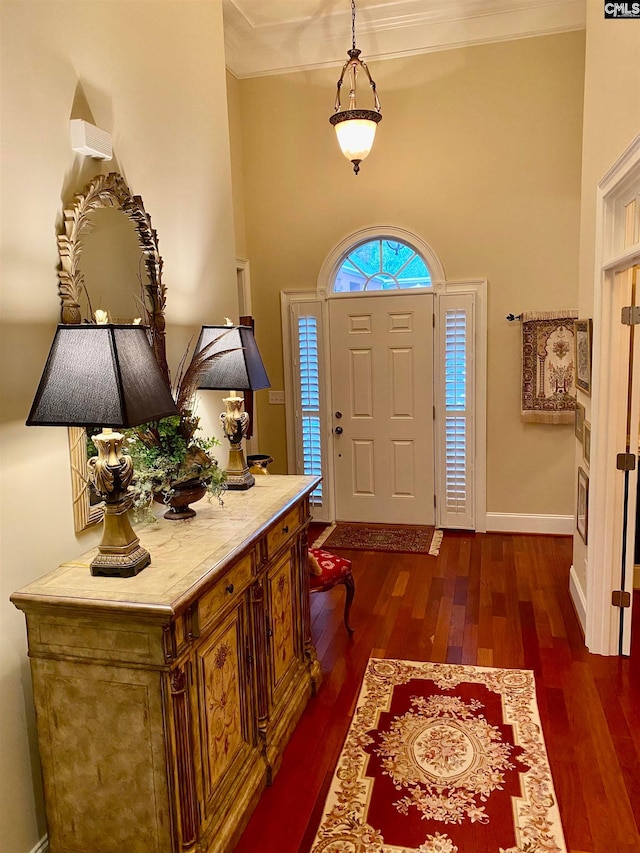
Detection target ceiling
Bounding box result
[223,0,586,78]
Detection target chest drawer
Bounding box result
[266,505,300,558]
[198,553,253,633]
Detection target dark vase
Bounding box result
[247,454,273,475]
[154,478,208,520]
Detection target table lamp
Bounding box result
[192,325,270,490]
[27,324,178,577]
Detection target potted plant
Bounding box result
[123,333,233,521]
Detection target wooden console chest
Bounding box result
[12,475,322,853]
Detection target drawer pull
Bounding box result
[282,525,289,534]
[226,583,235,595]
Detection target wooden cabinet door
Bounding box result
[190,599,265,851]
[265,547,300,707]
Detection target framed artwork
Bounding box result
[574,401,585,442]
[574,319,593,396]
[577,467,589,544]
[583,421,591,465]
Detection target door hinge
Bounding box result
[433,493,437,510]
[616,452,636,471]
[433,405,436,421]
[621,306,640,325]
[612,590,631,608]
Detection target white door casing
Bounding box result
[236,257,259,457]
[329,293,435,524]
[619,266,640,655]
[281,227,487,531]
[583,134,640,656]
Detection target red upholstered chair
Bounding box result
[308,547,355,636]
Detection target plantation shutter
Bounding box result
[291,301,326,509]
[436,293,475,529]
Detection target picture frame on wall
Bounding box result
[574,319,593,396]
[583,421,591,465]
[577,467,589,544]
[575,401,585,442]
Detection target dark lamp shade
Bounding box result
[194,326,270,391]
[26,324,178,428]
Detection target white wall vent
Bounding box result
[70,119,112,160]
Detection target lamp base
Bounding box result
[225,440,255,490]
[225,470,256,491]
[88,432,151,577]
[90,544,150,578]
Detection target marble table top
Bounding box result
[12,475,320,618]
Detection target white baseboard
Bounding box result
[29,836,48,853]
[485,513,573,536]
[569,564,587,634]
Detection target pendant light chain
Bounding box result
[351,0,357,51]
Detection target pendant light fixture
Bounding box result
[330,0,382,175]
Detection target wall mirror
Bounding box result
[58,171,169,532]
[76,207,147,322]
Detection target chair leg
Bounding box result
[342,573,355,636]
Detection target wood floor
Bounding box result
[234,530,640,853]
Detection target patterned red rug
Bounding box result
[312,658,566,853]
[313,523,443,555]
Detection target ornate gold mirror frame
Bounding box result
[59,172,169,532]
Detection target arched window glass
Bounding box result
[333,237,432,293]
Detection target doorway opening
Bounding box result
[281,227,487,532]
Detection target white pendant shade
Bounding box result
[334,118,378,164]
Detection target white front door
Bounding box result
[329,293,435,524]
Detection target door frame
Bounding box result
[236,257,259,458]
[282,226,487,531]
[583,134,640,655]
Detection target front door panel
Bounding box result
[329,293,435,524]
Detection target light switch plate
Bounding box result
[269,390,285,405]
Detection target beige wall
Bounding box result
[227,70,248,261]
[0,2,237,850]
[232,32,585,516]
[572,2,640,593]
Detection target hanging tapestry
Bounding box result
[521,310,578,424]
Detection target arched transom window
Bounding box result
[333,237,432,293]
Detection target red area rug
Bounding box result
[311,658,566,853]
[313,523,443,556]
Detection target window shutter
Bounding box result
[437,295,475,528]
[298,316,323,503]
[291,304,326,508]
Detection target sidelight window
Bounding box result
[436,295,476,529]
[298,315,323,505]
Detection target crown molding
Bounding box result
[223,0,586,78]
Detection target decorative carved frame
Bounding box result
[60,172,169,532]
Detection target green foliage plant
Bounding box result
[126,416,226,522]
[124,330,236,522]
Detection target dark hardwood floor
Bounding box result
[234,530,640,853]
